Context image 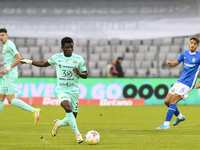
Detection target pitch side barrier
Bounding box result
[2,78,200,105]
[3,97,145,106]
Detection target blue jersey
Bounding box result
[177,50,200,89]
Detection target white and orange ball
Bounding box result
[85,130,100,145]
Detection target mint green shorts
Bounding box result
[0,74,17,95]
[57,92,79,112]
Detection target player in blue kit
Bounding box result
[157,36,200,129]
[0,28,41,123]
[20,37,88,143]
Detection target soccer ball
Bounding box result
[85,130,100,145]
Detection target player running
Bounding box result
[0,28,41,123]
[20,37,88,144]
[157,36,200,129]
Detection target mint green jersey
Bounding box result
[0,40,19,95]
[2,40,19,75]
[48,53,87,94]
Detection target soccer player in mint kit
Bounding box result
[157,36,200,129]
[20,37,88,143]
[0,28,41,123]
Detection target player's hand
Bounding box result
[20,58,33,64]
[166,60,171,65]
[196,82,200,89]
[72,66,80,75]
[0,69,8,75]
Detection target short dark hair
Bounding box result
[190,36,200,44]
[117,57,123,60]
[61,37,74,47]
[0,28,7,34]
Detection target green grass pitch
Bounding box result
[0,105,200,150]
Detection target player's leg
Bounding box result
[164,92,182,117]
[7,94,34,111]
[0,94,6,114]
[61,100,83,143]
[52,100,80,137]
[0,78,6,114]
[6,77,41,123]
[157,93,182,129]
[56,112,77,127]
[52,92,83,143]
[7,95,41,123]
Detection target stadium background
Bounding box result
[1,0,200,105]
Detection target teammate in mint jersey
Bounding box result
[157,36,200,129]
[20,37,88,144]
[0,28,41,124]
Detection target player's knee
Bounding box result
[63,106,72,112]
[164,98,170,106]
[6,98,13,104]
[164,100,169,106]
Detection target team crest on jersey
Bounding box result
[66,60,69,62]
[192,58,196,62]
[73,60,77,65]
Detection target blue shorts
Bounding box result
[57,92,79,112]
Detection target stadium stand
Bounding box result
[6,35,200,77]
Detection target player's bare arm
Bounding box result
[166,60,179,67]
[32,60,51,67]
[1,53,20,75]
[72,66,88,79]
[20,59,51,67]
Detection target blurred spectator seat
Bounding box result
[96,61,107,69]
[18,47,29,53]
[26,38,36,46]
[142,39,152,45]
[153,38,163,45]
[15,38,26,47]
[110,38,120,45]
[98,38,109,46]
[124,68,135,77]
[136,68,148,77]
[162,38,172,45]
[89,69,101,77]
[36,38,46,46]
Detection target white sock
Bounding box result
[164,121,170,126]
[177,113,183,119]
[76,132,80,136]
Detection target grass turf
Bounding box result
[0,105,200,150]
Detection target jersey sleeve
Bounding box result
[177,52,184,63]
[78,57,87,72]
[9,42,19,56]
[47,54,56,66]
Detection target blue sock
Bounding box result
[167,105,180,116]
[66,112,79,134]
[174,107,180,116]
[11,98,34,112]
[58,117,69,127]
[0,101,4,114]
[165,104,177,122]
